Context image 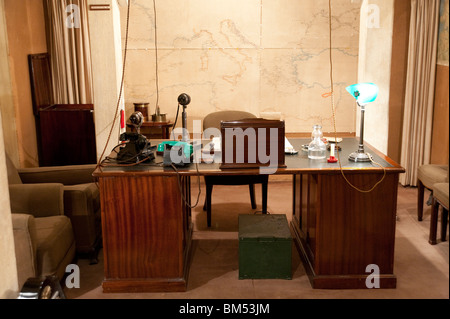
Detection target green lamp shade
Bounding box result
[346,83,379,104]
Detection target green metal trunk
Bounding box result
[238,214,292,280]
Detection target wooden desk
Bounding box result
[93,138,404,292]
[127,121,172,139]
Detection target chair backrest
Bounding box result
[203,111,256,131]
[5,153,23,185]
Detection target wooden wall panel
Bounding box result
[431,64,449,165]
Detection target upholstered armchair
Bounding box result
[10,182,76,289]
[12,214,75,290]
[429,182,449,245]
[417,164,448,221]
[6,154,102,264]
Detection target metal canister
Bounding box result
[151,106,167,122]
[151,113,167,122]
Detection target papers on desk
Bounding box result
[203,136,299,155]
[211,137,221,152]
[285,137,298,154]
[202,137,221,154]
[324,136,343,143]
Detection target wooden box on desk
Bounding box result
[220,118,286,170]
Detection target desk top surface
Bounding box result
[93,138,404,177]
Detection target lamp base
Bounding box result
[349,151,371,163]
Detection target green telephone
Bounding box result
[158,141,193,167]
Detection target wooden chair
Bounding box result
[202,111,269,227]
[429,182,449,245]
[417,164,448,221]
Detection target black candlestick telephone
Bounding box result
[116,112,155,164]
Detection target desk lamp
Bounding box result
[346,83,379,162]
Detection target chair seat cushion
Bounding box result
[433,183,449,209]
[34,216,75,276]
[418,165,448,189]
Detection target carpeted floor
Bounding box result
[64,180,449,299]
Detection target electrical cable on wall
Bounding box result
[96,2,158,170]
[153,0,161,116]
[153,1,201,208]
[96,0,132,170]
[92,1,201,210]
[325,0,386,193]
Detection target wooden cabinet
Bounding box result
[127,121,173,139]
[38,105,97,166]
[29,53,97,166]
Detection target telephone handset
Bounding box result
[117,132,155,164]
[116,111,155,164]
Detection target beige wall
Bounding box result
[119,0,361,135]
[0,109,18,299]
[2,1,439,169]
[358,0,394,155]
[4,0,47,168]
[0,0,18,166]
[88,0,127,161]
[0,0,18,299]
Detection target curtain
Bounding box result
[44,0,93,104]
[400,0,440,186]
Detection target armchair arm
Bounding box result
[17,164,97,185]
[12,214,38,288]
[9,184,64,218]
[63,183,101,253]
[63,183,99,217]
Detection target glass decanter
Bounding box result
[308,125,326,160]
